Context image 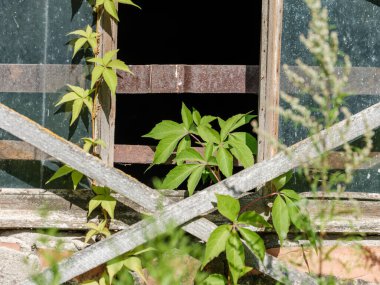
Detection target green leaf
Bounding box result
[272,171,292,191]
[55,92,79,106]
[72,38,87,57]
[238,227,265,261]
[281,189,301,201]
[192,109,201,126]
[101,196,117,219]
[81,280,99,285]
[176,136,191,160]
[181,102,193,129]
[229,132,257,155]
[85,229,97,244]
[201,274,227,285]
[218,117,226,129]
[103,68,117,95]
[226,231,245,285]
[216,194,240,222]
[103,0,119,21]
[103,49,119,65]
[228,136,254,168]
[108,59,131,73]
[197,125,220,144]
[71,171,83,190]
[153,134,184,164]
[46,165,73,184]
[175,148,204,163]
[220,114,246,140]
[91,65,104,88]
[202,225,232,268]
[284,196,303,230]
[123,256,146,283]
[83,96,93,114]
[272,195,290,245]
[238,211,272,228]
[67,29,88,37]
[88,196,102,216]
[187,165,205,196]
[143,120,187,140]
[92,185,108,195]
[118,0,142,9]
[70,99,83,125]
[88,38,97,52]
[87,57,104,65]
[162,164,200,189]
[107,258,124,284]
[199,115,217,126]
[216,147,233,177]
[204,142,215,161]
[232,114,256,131]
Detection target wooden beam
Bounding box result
[258,0,284,162]
[94,4,118,166]
[0,100,376,283]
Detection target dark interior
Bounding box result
[115,0,262,186]
[117,0,262,65]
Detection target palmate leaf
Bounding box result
[46,165,73,184]
[238,227,265,261]
[187,165,205,196]
[220,113,246,140]
[106,257,124,284]
[202,225,232,269]
[197,125,220,144]
[162,164,200,189]
[181,102,193,129]
[216,147,233,177]
[229,132,257,155]
[55,92,79,106]
[102,49,119,65]
[201,274,227,285]
[91,66,104,88]
[192,108,201,126]
[101,195,117,219]
[72,38,87,58]
[175,148,204,163]
[102,68,117,95]
[176,136,191,162]
[71,170,83,190]
[226,231,245,285]
[104,0,119,21]
[272,195,290,245]
[281,189,301,201]
[228,136,254,168]
[143,120,187,140]
[71,99,84,125]
[216,194,240,222]
[123,256,147,283]
[153,134,184,164]
[272,171,293,191]
[238,211,272,228]
[107,59,132,73]
[118,0,141,9]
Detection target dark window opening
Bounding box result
[117,0,262,65]
[115,93,258,145]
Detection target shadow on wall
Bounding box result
[367,0,380,6]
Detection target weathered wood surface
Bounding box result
[1,189,379,234]
[94,7,118,166]
[258,0,284,162]
[0,99,375,283]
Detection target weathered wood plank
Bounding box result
[94,5,118,166]
[258,0,283,162]
[3,99,378,283]
[1,189,379,233]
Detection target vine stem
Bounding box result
[240,192,278,213]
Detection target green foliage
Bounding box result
[46,138,105,189]
[88,186,117,219]
[81,246,153,285]
[87,49,132,96]
[85,220,111,243]
[55,85,94,125]
[200,274,227,285]
[68,25,97,57]
[94,0,141,21]
[144,103,257,195]
[202,195,268,285]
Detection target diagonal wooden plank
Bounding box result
[1,102,380,284]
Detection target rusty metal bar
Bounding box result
[2,64,379,95]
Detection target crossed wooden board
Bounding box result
[0,102,379,285]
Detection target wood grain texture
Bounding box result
[1,100,378,284]
[258,0,284,162]
[94,5,118,166]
